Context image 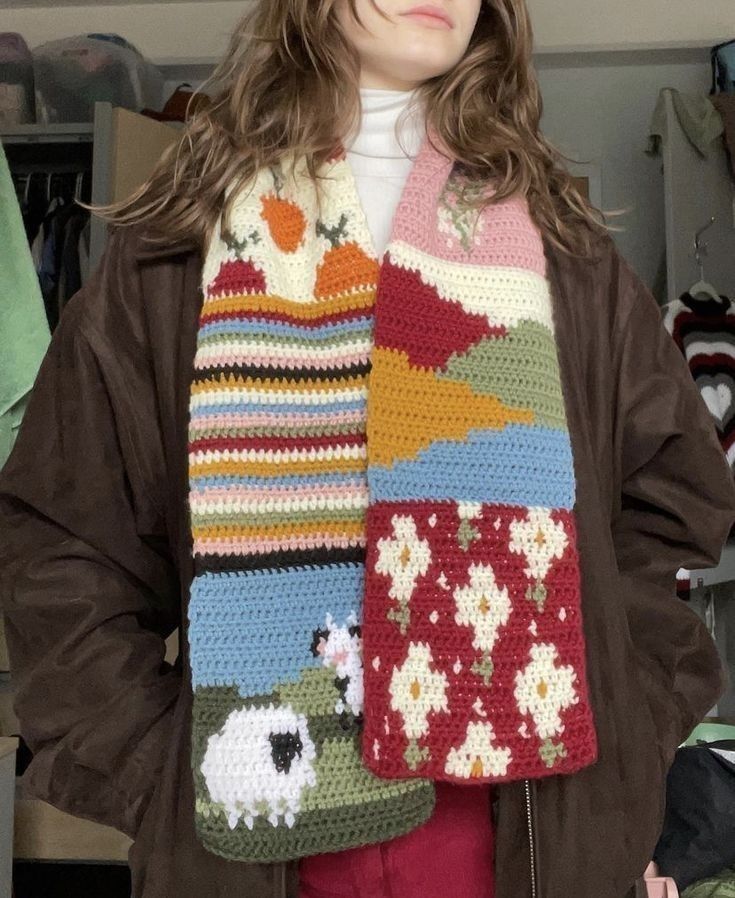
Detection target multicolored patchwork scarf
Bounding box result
[187,136,597,863]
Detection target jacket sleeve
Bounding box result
[0,230,181,839]
[609,250,735,740]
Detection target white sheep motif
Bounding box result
[201,704,317,831]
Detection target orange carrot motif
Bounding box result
[315,244,379,300]
[314,214,379,300]
[260,166,307,253]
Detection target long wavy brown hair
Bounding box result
[100,0,604,254]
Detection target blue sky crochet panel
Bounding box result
[187,561,434,862]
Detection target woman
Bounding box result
[1,2,733,897]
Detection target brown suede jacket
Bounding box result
[1,224,734,898]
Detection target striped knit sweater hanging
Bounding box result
[187,136,598,863]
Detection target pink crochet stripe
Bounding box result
[189,409,366,431]
[194,533,366,555]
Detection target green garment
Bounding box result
[0,142,50,468]
[684,870,735,898]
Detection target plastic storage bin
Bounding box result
[0,33,35,126]
[34,34,163,124]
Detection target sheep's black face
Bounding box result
[269,730,304,774]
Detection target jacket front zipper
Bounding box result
[524,780,540,898]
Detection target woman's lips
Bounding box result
[400,6,454,30]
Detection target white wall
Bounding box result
[1,0,733,62]
[527,0,733,50]
[537,56,714,289]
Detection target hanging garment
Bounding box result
[0,143,50,468]
[647,88,724,158]
[712,95,735,179]
[711,40,735,94]
[58,207,90,310]
[36,195,67,330]
[21,172,53,248]
[663,293,735,470]
[78,217,91,284]
[187,135,596,863]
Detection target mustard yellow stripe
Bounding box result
[192,520,365,540]
[191,372,368,394]
[201,290,376,320]
[190,457,367,478]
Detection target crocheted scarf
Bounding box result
[187,137,597,863]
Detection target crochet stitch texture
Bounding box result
[187,137,597,863]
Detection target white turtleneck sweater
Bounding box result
[345,88,425,257]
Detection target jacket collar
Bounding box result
[128,226,200,263]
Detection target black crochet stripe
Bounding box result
[199,362,371,383]
[194,545,367,575]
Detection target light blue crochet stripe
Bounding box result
[199,317,373,340]
[368,425,576,509]
[190,398,367,417]
[188,564,365,695]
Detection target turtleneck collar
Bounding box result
[345,87,425,160]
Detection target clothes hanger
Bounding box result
[689,217,724,302]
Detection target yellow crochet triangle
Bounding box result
[367,348,534,467]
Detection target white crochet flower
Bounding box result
[390,642,449,741]
[509,508,569,583]
[453,563,512,654]
[444,721,512,779]
[514,644,578,740]
[375,515,431,632]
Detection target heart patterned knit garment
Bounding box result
[186,135,597,863]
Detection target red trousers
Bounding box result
[298,783,494,898]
